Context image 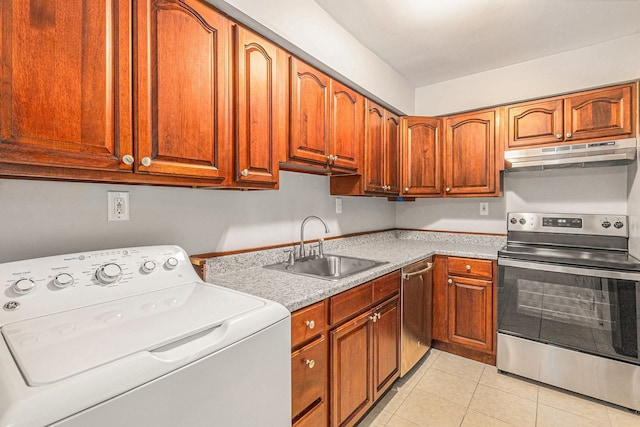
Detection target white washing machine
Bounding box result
[0,245,291,426]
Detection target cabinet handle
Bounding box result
[305,320,315,330]
[445,187,451,192]
[369,314,377,323]
[566,132,572,138]
[448,278,453,284]
[466,264,471,271]
[240,169,249,177]
[555,134,562,139]
[305,359,315,369]
[141,157,152,167]
[122,154,134,165]
[402,262,434,280]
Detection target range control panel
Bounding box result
[0,245,201,326]
[507,213,628,237]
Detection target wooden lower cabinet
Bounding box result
[448,276,493,352]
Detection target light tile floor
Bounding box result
[356,348,640,427]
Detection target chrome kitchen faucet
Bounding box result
[299,215,330,259]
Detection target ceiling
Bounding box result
[314,0,640,87]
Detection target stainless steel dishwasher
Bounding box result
[400,257,434,376]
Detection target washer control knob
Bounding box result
[141,260,156,274]
[165,257,179,270]
[614,221,624,229]
[53,273,74,289]
[510,217,518,224]
[519,218,527,225]
[13,278,36,295]
[601,221,611,228]
[95,263,122,284]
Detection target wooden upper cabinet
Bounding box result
[135,0,231,183]
[330,81,363,172]
[0,0,132,171]
[385,112,401,194]
[565,84,634,142]
[232,24,283,188]
[506,83,636,149]
[444,109,498,196]
[400,116,442,197]
[364,102,386,193]
[289,58,331,166]
[507,99,564,148]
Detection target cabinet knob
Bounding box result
[466,264,471,271]
[448,278,453,284]
[305,320,315,330]
[333,155,339,162]
[566,132,572,138]
[404,187,409,192]
[376,312,381,320]
[122,154,134,165]
[369,314,377,323]
[445,187,451,192]
[240,169,249,177]
[141,157,152,167]
[305,359,315,369]
[555,134,562,139]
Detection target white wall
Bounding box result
[211,0,415,114]
[399,34,640,234]
[0,172,395,263]
[629,146,640,259]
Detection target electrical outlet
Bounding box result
[108,191,130,221]
[480,202,489,216]
[335,197,343,214]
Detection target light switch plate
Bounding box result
[108,191,130,221]
[335,197,343,214]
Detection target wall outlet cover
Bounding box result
[480,202,489,216]
[108,191,130,221]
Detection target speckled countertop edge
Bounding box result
[202,231,506,312]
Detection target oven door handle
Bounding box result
[499,258,640,281]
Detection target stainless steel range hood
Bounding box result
[504,137,637,171]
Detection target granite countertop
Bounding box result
[201,230,506,312]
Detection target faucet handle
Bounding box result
[283,249,295,265]
[318,238,325,258]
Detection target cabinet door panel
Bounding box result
[448,276,493,352]
[0,0,131,171]
[385,112,401,194]
[373,296,400,400]
[289,58,330,165]
[233,25,279,186]
[565,85,634,142]
[364,101,385,193]
[401,117,442,196]
[331,311,373,427]
[507,99,564,149]
[292,337,327,419]
[445,110,496,195]
[136,0,230,181]
[331,81,362,171]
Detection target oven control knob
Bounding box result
[141,260,156,274]
[53,273,74,289]
[614,221,624,229]
[519,218,527,225]
[164,257,179,270]
[95,263,122,284]
[601,221,611,228]
[510,217,517,224]
[13,278,36,295]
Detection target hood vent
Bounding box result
[504,137,637,171]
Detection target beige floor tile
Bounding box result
[479,367,539,401]
[385,415,420,427]
[414,367,478,407]
[461,409,513,427]
[607,406,640,427]
[537,403,610,427]
[395,387,467,427]
[469,384,537,427]
[355,408,393,427]
[375,387,411,413]
[430,351,486,382]
[538,386,610,424]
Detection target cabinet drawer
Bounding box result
[330,281,373,325]
[448,257,493,279]
[372,271,401,303]
[291,300,326,348]
[292,337,327,418]
[293,399,326,427]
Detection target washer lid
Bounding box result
[1,283,265,386]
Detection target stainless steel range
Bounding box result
[497,213,640,411]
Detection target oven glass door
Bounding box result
[498,259,640,365]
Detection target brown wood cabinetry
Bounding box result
[506,83,636,149]
[432,256,497,364]
[444,109,500,196]
[232,24,286,188]
[400,116,442,197]
[286,57,362,174]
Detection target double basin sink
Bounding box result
[264,254,387,281]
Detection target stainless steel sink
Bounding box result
[264,254,387,281]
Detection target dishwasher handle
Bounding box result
[402,262,433,280]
